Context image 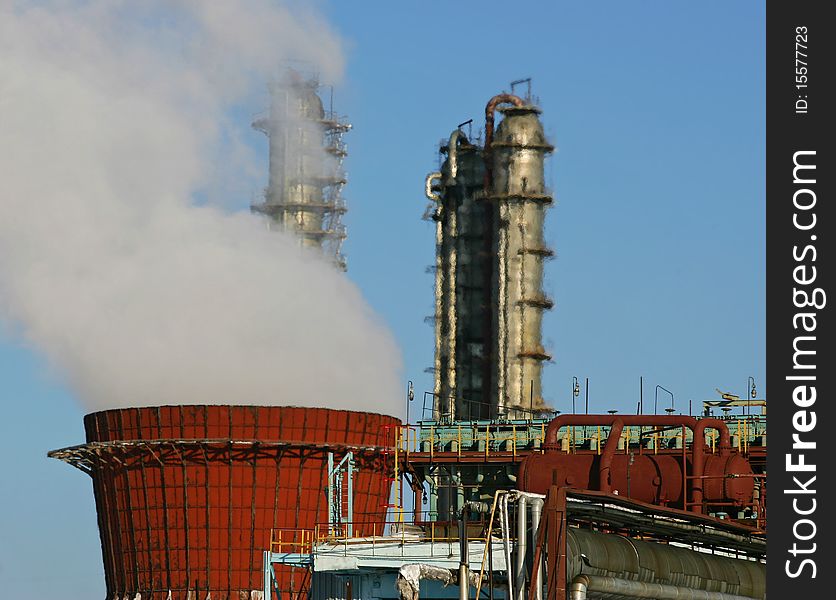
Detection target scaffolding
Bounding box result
[252,70,351,270]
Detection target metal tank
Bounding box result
[486,98,554,417]
[517,415,756,512]
[49,405,399,600]
[252,70,350,270]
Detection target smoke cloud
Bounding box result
[0,1,403,414]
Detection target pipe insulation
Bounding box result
[569,575,761,600]
[567,529,765,599]
[396,564,454,600]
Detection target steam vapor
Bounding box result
[0,1,403,415]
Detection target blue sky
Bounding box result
[0,2,764,597]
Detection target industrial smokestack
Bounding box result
[252,69,351,270]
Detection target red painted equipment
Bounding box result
[76,405,399,600]
[518,414,754,511]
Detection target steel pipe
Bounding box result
[500,493,514,600]
[515,495,527,600]
[484,94,525,151]
[569,575,760,600]
[691,418,731,513]
[446,131,465,183]
[566,528,766,599]
[598,418,624,493]
[425,172,442,202]
[530,498,543,600]
[543,414,704,447]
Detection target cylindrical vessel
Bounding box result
[80,405,399,600]
[517,451,754,509]
[252,70,350,269]
[433,133,491,420]
[489,106,553,416]
[266,79,332,244]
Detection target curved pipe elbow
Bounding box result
[693,418,732,453]
[425,171,442,201]
[544,414,698,448]
[484,93,525,149]
[569,575,589,600]
[446,130,466,183]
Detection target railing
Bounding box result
[412,422,548,458]
[420,391,559,422]
[401,416,766,462]
[269,512,502,558]
[269,528,316,555]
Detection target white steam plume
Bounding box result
[0,1,403,414]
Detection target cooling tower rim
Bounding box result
[82,404,402,421]
[48,436,398,467]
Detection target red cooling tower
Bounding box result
[57,405,400,600]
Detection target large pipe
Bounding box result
[459,501,490,600]
[569,575,760,600]
[597,418,624,493]
[515,495,527,600]
[483,94,525,190]
[529,498,543,600]
[500,493,514,600]
[446,131,465,184]
[691,418,731,513]
[566,528,765,599]
[543,414,708,447]
[484,94,525,152]
[459,504,470,600]
[425,172,442,202]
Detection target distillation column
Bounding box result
[427,132,491,421]
[486,100,554,417]
[425,93,553,421]
[252,70,350,270]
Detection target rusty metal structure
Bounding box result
[426,93,553,421]
[49,406,399,600]
[518,414,756,512]
[252,69,350,270]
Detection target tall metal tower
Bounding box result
[425,91,554,420]
[252,70,351,270]
[486,98,554,417]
